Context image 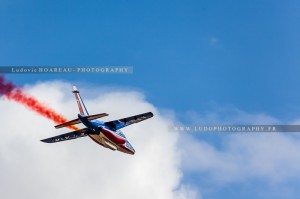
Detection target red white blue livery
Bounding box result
[41,86,153,155]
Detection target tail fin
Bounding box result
[72,86,89,115]
[53,86,108,129]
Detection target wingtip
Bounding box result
[40,139,50,143]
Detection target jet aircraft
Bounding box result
[41,86,153,155]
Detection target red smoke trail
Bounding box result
[0,75,78,130]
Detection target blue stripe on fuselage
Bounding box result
[78,114,99,133]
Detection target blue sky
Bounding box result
[1,0,299,118]
[1,0,300,198]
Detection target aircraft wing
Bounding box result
[41,128,89,143]
[104,112,153,131]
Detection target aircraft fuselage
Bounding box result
[78,116,135,155]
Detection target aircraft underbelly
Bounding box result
[88,134,133,154]
[88,134,117,151]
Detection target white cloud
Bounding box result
[173,185,200,199]
[5,81,300,199]
[0,81,196,199]
[182,133,300,184]
[181,107,300,189]
[185,105,279,124]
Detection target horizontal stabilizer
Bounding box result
[55,113,109,129]
[41,128,89,143]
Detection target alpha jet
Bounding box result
[41,86,153,155]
